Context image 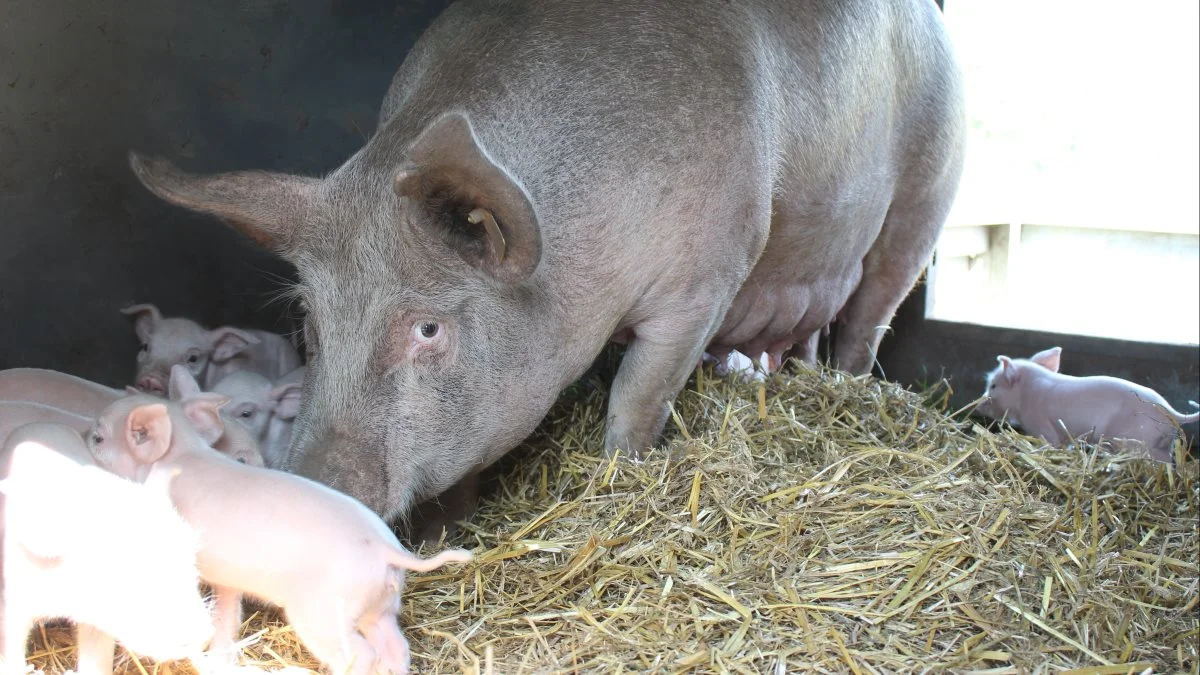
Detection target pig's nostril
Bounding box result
[136,377,165,393]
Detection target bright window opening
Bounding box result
[928,1,1200,346]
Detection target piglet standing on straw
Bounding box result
[89,365,472,675]
[978,346,1199,463]
[1,422,214,675]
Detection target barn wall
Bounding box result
[0,0,450,386]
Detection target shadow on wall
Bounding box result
[0,0,452,387]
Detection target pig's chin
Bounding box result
[976,398,994,419]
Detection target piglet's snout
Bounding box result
[136,374,166,395]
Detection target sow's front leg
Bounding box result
[409,471,480,545]
[603,301,729,460]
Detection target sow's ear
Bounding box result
[127,151,322,254]
[395,112,542,284]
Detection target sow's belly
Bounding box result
[709,269,861,367]
[708,197,885,366]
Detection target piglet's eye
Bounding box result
[138,343,148,353]
[91,433,103,445]
[415,321,440,340]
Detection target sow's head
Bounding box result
[129,113,561,521]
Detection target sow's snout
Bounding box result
[289,427,393,517]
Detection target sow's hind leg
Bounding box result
[834,163,965,375]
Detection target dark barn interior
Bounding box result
[1,0,1197,438]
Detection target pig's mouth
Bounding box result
[975,396,993,418]
[134,372,168,395]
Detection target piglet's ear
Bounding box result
[270,383,304,421]
[1029,346,1062,373]
[996,356,1019,384]
[126,403,173,464]
[209,327,261,363]
[181,393,231,446]
[120,303,161,343]
[168,364,203,401]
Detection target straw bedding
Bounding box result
[26,359,1199,674]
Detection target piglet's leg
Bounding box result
[0,606,31,675]
[205,586,244,664]
[360,615,410,675]
[73,624,115,675]
[289,608,379,675]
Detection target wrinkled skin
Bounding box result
[1,423,212,675]
[122,303,302,394]
[979,347,1199,463]
[128,0,966,523]
[87,394,471,675]
[210,370,302,469]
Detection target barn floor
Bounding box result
[27,362,1199,674]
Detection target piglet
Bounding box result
[0,368,122,417]
[121,303,302,394]
[701,350,770,382]
[120,384,265,469]
[88,380,471,675]
[979,346,1199,463]
[167,368,275,469]
[1,400,92,446]
[209,369,302,469]
[1,422,213,675]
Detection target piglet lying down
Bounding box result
[90,365,471,675]
[979,347,1199,463]
[1,422,214,675]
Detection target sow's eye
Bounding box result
[415,321,441,341]
[392,317,449,364]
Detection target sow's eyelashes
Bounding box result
[302,315,320,360]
